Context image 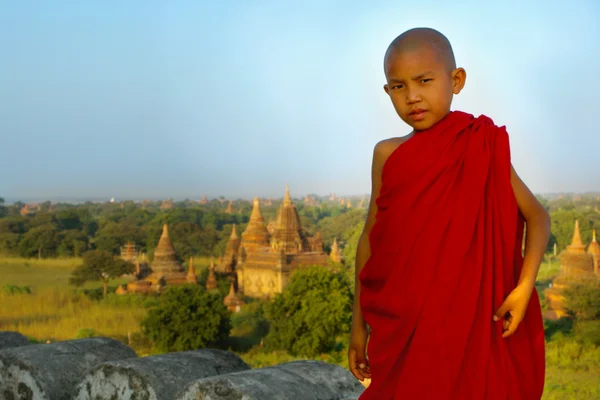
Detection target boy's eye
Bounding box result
[421,79,432,84]
[392,84,404,90]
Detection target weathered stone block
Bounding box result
[0,332,30,350]
[176,360,364,400]
[0,337,136,400]
[73,348,250,400]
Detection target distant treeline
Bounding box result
[0,197,367,261]
[0,194,597,261]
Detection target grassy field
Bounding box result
[1,257,598,398]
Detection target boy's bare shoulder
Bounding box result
[373,135,412,163]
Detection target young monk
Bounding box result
[348,28,550,399]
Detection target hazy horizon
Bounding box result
[2,1,599,200]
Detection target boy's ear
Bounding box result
[451,67,467,94]
[383,84,390,95]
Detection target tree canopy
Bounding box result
[141,285,231,352]
[263,265,353,357]
[69,250,134,297]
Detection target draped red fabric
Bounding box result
[358,111,545,399]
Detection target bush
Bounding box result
[3,284,32,295]
[76,328,97,339]
[141,285,231,353]
[263,265,353,357]
[564,279,600,321]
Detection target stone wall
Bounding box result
[0,331,364,400]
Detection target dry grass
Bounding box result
[0,290,146,342]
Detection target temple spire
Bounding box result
[230,224,238,240]
[250,197,264,223]
[186,257,197,283]
[567,220,586,254]
[283,184,292,206]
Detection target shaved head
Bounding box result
[384,28,456,75]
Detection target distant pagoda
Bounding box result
[545,221,597,318]
[122,224,195,294]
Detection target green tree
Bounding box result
[549,210,593,253]
[0,197,7,218]
[141,285,231,352]
[0,233,21,255]
[54,209,82,231]
[69,250,134,297]
[264,265,353,357]
[564,279,600,321]
[57,230,90,257]
[94,221,145,254]
[18,224,61,258]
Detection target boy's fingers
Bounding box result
[493,303,508,321]
[348,350,371,380]
[502,316,523,338]
[348,351,363,381]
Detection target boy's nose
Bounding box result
[405,90,421,104]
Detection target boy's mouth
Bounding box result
[409,109,427,121]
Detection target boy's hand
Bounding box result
[493,283,534,338]
[348,322,371,381]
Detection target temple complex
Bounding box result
[235,185,330,299]
[120,224,196,294]
[160,199,174,210]
[200,195,208,205]
[304,195,318,207]
[545,221,598,318]
[330,238,342,263]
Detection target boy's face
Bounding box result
[383,46,465,131]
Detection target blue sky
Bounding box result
[1,0,598,201]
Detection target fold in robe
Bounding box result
[358,111,545,399]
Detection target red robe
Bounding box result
[358,111,545,399]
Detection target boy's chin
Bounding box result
[407,120,435,132]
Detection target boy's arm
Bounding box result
[348,141,386,381]
[510,164,551,291]
[352,141,386,329]
[493,164,550,338]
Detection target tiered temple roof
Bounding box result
[241,198,270,252]
[206,258,218,291]
[224,281,244,312]
[215,225,240,274]
[123,225,195,294]
[151,225,183,275]
[186,257,197,284]
[270,185,307,253]
[200,195,208,205]
[226,201,233,214]
[120,242,139,262]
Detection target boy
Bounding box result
[348,28,550,399]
